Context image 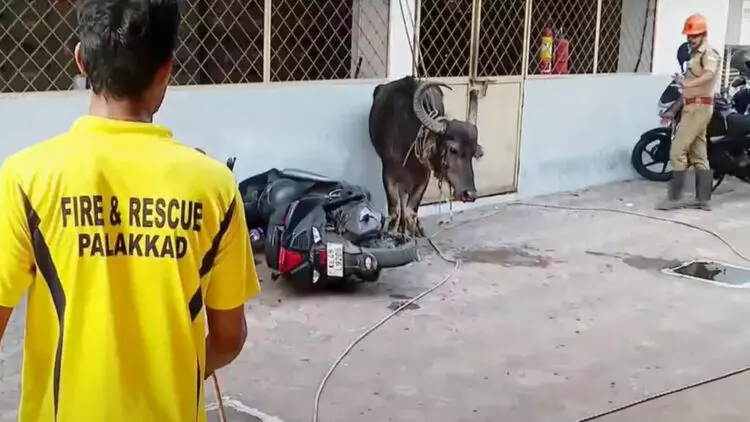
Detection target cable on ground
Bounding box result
[310,200,750,422]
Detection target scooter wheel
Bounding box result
[359,233,418,268]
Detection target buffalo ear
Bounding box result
[474,144,484,159]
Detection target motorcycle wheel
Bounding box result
[358,233,418,268]
[631,132,672,182]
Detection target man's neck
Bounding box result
[693,37,708,51]
[88,94,153,123]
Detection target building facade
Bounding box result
[0,0,735,211]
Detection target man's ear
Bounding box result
[155,57,174,86]
[74,42,87,76]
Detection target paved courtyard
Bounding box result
[5,179,750,421]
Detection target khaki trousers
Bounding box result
[670,103,712,171]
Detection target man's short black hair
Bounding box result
[77,0,181,99]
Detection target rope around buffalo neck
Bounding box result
[310,201,750,422]
[402,125,435,169]
[402,125,451,207]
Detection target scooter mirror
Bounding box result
[731,76,747,88]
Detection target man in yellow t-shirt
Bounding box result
[0,0,260,421]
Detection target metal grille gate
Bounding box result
[417,0,531,201]
[416,0,656,201]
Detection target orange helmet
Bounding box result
[683,14,708,35]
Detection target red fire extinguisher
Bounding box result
[553,30,570,74]
[539,27,554,74]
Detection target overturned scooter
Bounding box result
[229,158,419,290]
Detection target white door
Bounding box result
[420,0,527,204]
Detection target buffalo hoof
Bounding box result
[403,214,424,238]
[396,218,407,234]
[386,214,400,233]
[415,221,426,237]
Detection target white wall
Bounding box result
[1,74,668,216]
[0,82,390,212]
[0,1,680,216]
[517,74,670,197]
[652,0,730,75]
[726,0,743,45]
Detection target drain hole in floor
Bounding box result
[664,260,750,287]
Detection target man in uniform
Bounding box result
[656,13,721,211]
[0,1,260,421]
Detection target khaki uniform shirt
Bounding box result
[683,41,721,99]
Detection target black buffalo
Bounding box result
[369,76,482,236]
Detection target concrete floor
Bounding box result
[6,179,750,421]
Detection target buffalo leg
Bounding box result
[404,170,430,237]
[382,167,401,233]
[397,189,409,234]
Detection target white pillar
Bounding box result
[387,0,418,78]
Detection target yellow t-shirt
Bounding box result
[0,116,260,422]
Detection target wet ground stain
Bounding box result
[586,251,681,270]
[388,301,421,311]
[457,247,553,268]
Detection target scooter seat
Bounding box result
[279,168,336,183]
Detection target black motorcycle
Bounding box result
[631,80,750,191]
[229,161,419,289]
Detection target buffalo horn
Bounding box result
[413,81,452,134]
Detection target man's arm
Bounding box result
[0,309,13,342]
[203,186,261,378]
[0,161,35,345]
[205,306,247,378]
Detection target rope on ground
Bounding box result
[508,202,750,422]
[211,373,228,422]
[309,200,750,422]
[311,236,462,422]
[574,364,750,422]
[509,202,750,262]
[310,207,501,422]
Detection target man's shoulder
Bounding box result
[697,43,721,59]
[168,142,237,194]
[1,133,71,177]
[174,143,233,177]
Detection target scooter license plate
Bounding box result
[326,242,344,278]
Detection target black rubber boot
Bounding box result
[694,169,713,210]
[655,170,687,210]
